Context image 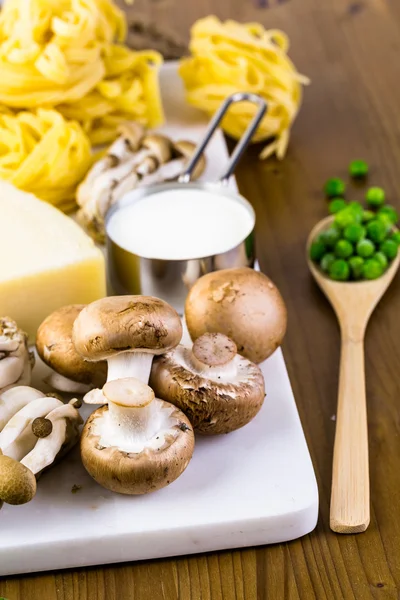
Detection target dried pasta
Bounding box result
[179,16,310,159]
[0,108,92,212]
[0,0,164,208]
[0,0,163,143]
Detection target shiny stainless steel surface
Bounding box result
[106,181,256,312]
[105,92,267,312]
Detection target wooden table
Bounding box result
[2,0,400,598]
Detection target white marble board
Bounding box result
[0,63,318,576]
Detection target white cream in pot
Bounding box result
[107,188,254,260]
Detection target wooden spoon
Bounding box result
[307,216,400,533]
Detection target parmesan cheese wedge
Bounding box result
[0,181,106,340]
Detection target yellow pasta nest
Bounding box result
[0,0,164,145]
[0,108,92,211]
[179,16,310,159]
[0,0,163,209]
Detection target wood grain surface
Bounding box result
[2,0,400,598]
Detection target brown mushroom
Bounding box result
[150,333,265,434]
[172,140,206,181]
[0,450,37,505]
[80,377,194,494]
[36,305,107,393]
[185,268,287,364]
[72,296,182,404]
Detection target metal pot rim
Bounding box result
[105,180,256,262]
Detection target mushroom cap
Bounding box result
[150,344,266,435]
[117,121,145,152]
[0,453,36,505]
[73,296,183,362]
[185,268,287,364]
[32,417,53,438]
[172,140,206,180]
[36,305,107,386]
[141,134,173,164]
[80,403,194,494]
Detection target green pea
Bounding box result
[310,240,327,261]
[357,238,375,258]
[335,239,353,259]
[348,201,364,217]
[374,252,388,270]
[320,227,340,248]
[343,223,365,243]
[320,253,336,273]
[363,259,384,280]
[390,231,400,245]
[380,239,398,260]
[335,207,361,229]
[324,178,346,198]
[377,205,399,225]
[329,259,350,281]
[348,256,365,280]
[349,159,369,179]
[362,210,375,223]
[366,186,385,208]
[328,198,347,214]
[366,219,388,243]
[377,215,393,232]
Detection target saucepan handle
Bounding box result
[178,92,267,185]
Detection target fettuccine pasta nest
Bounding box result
[0,0,164,208]
[180,16,310,159]
[0,108,92,212]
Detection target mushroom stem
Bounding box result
[0,356,24,388]
[109,385,155,442]
[92,378,179,454]
[0,395,62,452]
[0,386,46,431]
[106,352,154,385]
[188,333,239,382]
[44,372,92,394]
[188,351,238,381]
[97,379,158,452]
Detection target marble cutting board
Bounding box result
[0,63,318,576]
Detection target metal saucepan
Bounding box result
[105,92,267,313]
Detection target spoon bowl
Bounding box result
[307,216,400,533]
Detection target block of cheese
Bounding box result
[0,181,106,340]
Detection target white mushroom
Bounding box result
[80,377,194,495]
[0,395,63,454]
[0,317,34,392]
[21,400,82,476]
[77,121,145,207]
[72,296,182,404]
[136,140,206,187]
[0,395,82,506]
[0,386,46,431]
[76,131,173,243]
[76,125,206,243]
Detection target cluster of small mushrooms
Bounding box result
[0,267,287,506]
[0,317,82,507]
[76,122,206,243]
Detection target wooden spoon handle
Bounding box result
[330,334,370,533]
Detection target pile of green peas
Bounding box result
[310,161,400,281]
